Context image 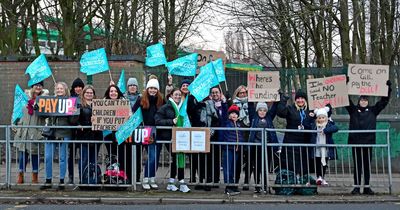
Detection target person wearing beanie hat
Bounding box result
[146,78,160,90]
[310,106,338,187]
[70,78,85,97]
[221,104,244,195]
[125,77,141,109]
[346,80,392,195]
[277,89,312,177]
[248,101,278,193]
[180,78,191,96]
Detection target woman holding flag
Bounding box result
[155,88,191,193]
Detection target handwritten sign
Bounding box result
[347,64,389,96]
[194,49,227,67]
[247,71,280,102]
[35,96,80,116]
[172,127,210,153]
[306,75,349,110]
[92,99,131,131]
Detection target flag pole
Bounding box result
[51,74,57,85]
[108,69,113,82]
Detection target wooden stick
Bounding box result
[51,74,56,85]
[108,69,113,82]
[224,81,228,91]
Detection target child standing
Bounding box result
[248,102,278,193]
[310,106,338,186]
[222,105,244,195]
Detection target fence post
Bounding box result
[5,125,11,189]
[261,128,266,194]
[386,129,392,194]
[132,143,137,191]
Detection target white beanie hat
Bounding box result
[146,78,160,90]
[314,107,330,117]
[256,102,268,111]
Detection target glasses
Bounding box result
[239,91,246,94]
[34,84,43,87]
[211,92,220,94]
[173,94,182,97]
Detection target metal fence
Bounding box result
[2,125,392,194]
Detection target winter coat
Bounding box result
[13,89,49,154]
[76,105,102,141]
[310,121,339,159]
[187,95,206,127]
[277,97,312,144]
[154,101,176,141]
[345,90,391,144]
[249,102,278,145]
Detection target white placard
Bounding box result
[175,131,190,151]
[191,131,206,152]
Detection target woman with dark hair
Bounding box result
[132,78,164,190]
[155,88,190,193]
[77,85,102,184]
[103,84,132,184]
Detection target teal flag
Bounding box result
[25,54,52,87]
[212,59,226,82]
[188,63,219,101]
[12,84,29,124]
[80,48,110,75]
[166,53,198,76]
[116,108,143,145]
[117,69,126,93]
[145,43,167,67]
[179,95,191,127]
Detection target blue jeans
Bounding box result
[78,143,99,181]
[18,151,39,173]
[144,143,161,177]
[223,146,238,184]
[45,137,70,180]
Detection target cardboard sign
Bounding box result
[92,99,131,131]
[347,64,389,96]
[35,96,80,116]
[194,49,227,67]
[307,75,349,110]
[247,71,280,102]
[172,127,210,153]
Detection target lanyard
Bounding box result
[299,109,305,125]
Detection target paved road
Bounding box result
[1,203,400,210]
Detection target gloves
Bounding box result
[346,76,350,84]
[387,80,392,87]
[326,103,333,118]
[224,91,231,101]
[33,104,39,110]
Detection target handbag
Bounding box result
[41,124,55,138]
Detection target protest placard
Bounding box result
[172,127,210,153]
[35,96,80,116]
[247,71,280,102]
[306,75,349,110]
[347,64,389,96]
[194,49,227,67]
[115,108,143,145]
[92,99,131,131]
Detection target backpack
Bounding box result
[80,163,102,190]
[273,169,318,195]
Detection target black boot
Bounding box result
[40,179,52,190]
[363,188,375,195]
[351,187,361,195]
[58,179,65,190]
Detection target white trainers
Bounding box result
[179,179,190,193]
[149,177,158,189]
[316,176,323,185]
[142,177,151,190]
[321,179,329,186]
[167,183,178,191]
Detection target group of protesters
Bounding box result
[12,74,392,196]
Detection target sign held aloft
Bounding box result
[35,96,80,116]
[306,75,349,110]
[247,71,280,102]
[347,64,389,96]
[92,99,131,131]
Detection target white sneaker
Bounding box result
[321,179,329,186]
[142,177,150,190]
[149,177,158,189]
[167,183,178,191]
[316,176,323,185]
[179,180,190,193]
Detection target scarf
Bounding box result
[169,98,185,168]
[316,123,328,166]
[27,99,35,115]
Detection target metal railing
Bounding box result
[2,125,392,194]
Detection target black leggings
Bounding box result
[315,157,328,178]
[352,147,372,186]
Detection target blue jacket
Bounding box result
[249,102,278,145]
[223,120,244,144]
[310,120,339,159]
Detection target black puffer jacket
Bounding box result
[277,98,312,144]
[154,101,177,141]
[346,88,391,144]
[77,105,102,141]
